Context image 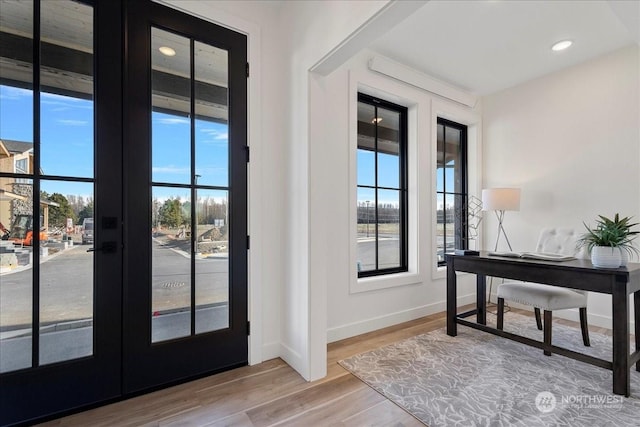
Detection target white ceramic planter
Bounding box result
[591,246,621,268]
[619,248,629,267]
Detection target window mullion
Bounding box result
[373,104,379,271]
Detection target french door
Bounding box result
[0,1,247,424]
[122,0,248,392]
[0,1,122,424]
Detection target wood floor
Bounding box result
[39,307,614,427]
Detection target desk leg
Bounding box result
[612,281,630,396]
[635,291,640,372]
[447,263,457,337]
[477,274,486,325]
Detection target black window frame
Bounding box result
[436,117,468,267]
[356,92,408,278]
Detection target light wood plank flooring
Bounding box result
[39,307,614,426]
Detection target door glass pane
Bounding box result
[152,186,191,342]
[195,189,229,333]
[38,0,95,366]
[0,0,34,374]
[39,180,94,365]
[151,28,190,185]
[0,0,96,372]
[194,41,228,187]
[151,29,234,340]
[151,26,194,342]
[0,179,34,373]
[40,0,94,179]
[377,189,400,269]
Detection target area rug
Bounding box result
[339,313,640,426]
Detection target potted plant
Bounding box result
[577,213,639,268]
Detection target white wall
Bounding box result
[482,45,640,328]
[159,0,287,365]
[158,1,639,383]
[161,0,398,380]
[311,49,481,343]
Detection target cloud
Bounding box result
[58,119,89,126]
[42,92,83,103]
[0,86,32,100]
[200,128,229,145]
[195,166,227,175]
[152,165,190,174]
[41,92,93,110]
[155,117,189,125]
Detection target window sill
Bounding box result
[351,271,421,294]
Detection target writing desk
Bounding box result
[445,252,640,396]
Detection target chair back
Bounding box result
[536,227,588,298]
[536,227,587,259]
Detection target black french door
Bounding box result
[0,0,248,424]
[0,1,123,424]
[122,0,248,393]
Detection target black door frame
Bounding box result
[1,0,248,424]
[122,0,248,393]
[0,0,123,425]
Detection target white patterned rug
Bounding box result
[339,313,640,426]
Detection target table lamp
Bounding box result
[482,188,521,251]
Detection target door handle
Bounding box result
[87,241,117,253]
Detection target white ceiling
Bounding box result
[368,0,639,96]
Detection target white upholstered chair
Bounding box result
[496,228,590,356]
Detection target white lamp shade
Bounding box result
[482,188,521,211]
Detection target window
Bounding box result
[436,118,468,266]
[14,157,30,183]
[356,93,408,277]
[15,158,28,174]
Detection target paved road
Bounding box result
[356,238,401,271]
[152,238,229,312]
[0,239,231,373]
[0,305,229,373]
[0,240,229,329]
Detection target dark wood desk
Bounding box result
[445,252,640,396]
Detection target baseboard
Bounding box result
[327,293,476,343]
[278,342,309,380]
[261,341,282,362]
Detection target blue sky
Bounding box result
[3,83,451,209]
[0,85,229,203]
[357,147,454,209]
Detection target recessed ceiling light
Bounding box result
[159,46,176,57]
[551,40,573,52]
[372,117,382,124]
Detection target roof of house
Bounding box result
[0,139,34,155]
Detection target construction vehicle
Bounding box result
[0,221,9,240]
[2,214,48,246]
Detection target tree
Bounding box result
[78,199,94,224]
[158,198,185,228]
[47,193,76,227]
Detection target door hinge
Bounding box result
[246,62,250,78]
[247,321,251,335]
[245,145,250,163]
[246,235,250,250]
